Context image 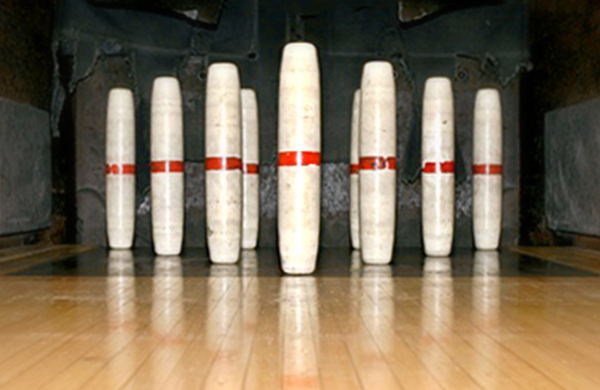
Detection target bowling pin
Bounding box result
[105,88,135,249]
[151,77,184,256]
[278,42,321,274]
[359,61,396,265]
[422,77,455,257]
[205,63,242,264]
[473,89,503,250]
[350,89,361,250]
[241,88,260,250]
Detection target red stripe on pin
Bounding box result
[423,161,455,174]
[278,151,321,167]
[350,164,360,175]
[473,164,502,175]
[205,157,243,171]
[105,164,135,175]
[151,160,184,173]
[243,163,259,174]
[359,157,397,171]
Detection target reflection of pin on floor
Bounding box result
[151,77,184,256]
[280,277,320,389]
[473,250,500,326]
[359,61,396,265]
[205,264,243,386]
[107,250,135,329]
[206,63,243,264]
[422,77,455,257]
[106,88,136,250]
[422,256,453,335]
[473,250,500,277]
[152,256,184,337]
[278,42,321,275]
[473,88,503,250]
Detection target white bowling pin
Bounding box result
[106,88,136,249]
[359,61,397,265]
[422,77,455,257]
[151,77,184,256]
[205,63,243,264]
[278,42,321,274]
[241,88,260,250]
[350,89,361,250]
[473,89,503,250]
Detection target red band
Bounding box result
[359,157,397,171]
[205,157,243,171]
[151,160,184,173]
[243,163,259,174]
[105,164,135,175]
[423,161,455,174]
[278,151,321,167]
[350,164,360,175]
[473,164,502,175]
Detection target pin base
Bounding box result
[108,242,133,250]
[281,257,317,275]
[154,243,182,256]
[362,256,392,265]
[423,246,453,257]
[474,229,501,251]
[208,248,240,264]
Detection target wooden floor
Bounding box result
[0,247,600,389]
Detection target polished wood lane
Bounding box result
[0,249,598,389]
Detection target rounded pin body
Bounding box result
[241,88,260,250]
[106,88,136,249]
[206,63,243,264]
[151,77,184,256]
[359,61,396,265]
[278,42,321,275]
[350,89,361,250]
[422,77,455,257]
[473,89,503,250]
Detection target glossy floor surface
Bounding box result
[1,248,600,389]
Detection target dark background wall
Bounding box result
[0,1,53,244]
[522,0,600,245]
[53,0,528,248]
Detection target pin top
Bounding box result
[475,88,501,111]
[361,61,394,86]
[363,60,393,74]
[152,77,181,102]
[282,42,318,59]
[108,88,134,110]
[208,62,238,71]
[424,77,452,99]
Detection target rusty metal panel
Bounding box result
[545,98,600,237]
[0,98,51,235]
